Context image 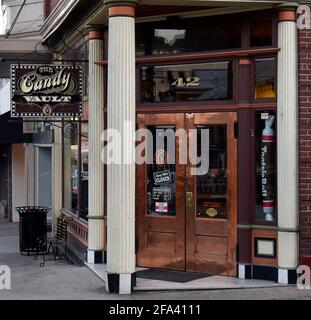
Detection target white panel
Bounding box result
[87,250,95,264]
[0,80,10,115]
[257,239,275,256]
[0,1,43,35]
[278,231,298,269]
[238,265,245,279]
[278,268,288,284]
[119,274,132,295]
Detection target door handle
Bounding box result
[186,192,193,215]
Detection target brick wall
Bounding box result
[299,4,311,263]
[43,0,61,19]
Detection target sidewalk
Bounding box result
[0,218,310,300]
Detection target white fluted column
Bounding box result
[277,4,299,284]
[105,0,138,294]
[87,29,106,264]
[52,119,62,232]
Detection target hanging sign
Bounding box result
[11,64,83,117]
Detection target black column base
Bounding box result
[86,250,106,264]
[249,265,297,284]
[238,264,252,279]
[278,268,298,284]
[107,272,136,294]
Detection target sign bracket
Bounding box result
[8,117,87,139]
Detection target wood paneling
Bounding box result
[146,232,176,252]
[196,235,228,256]
[186,112,237,275]
[252,229,277,265]
[136,113,186,271]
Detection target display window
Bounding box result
[254,57,277,100]
[196,125,228,219]
[62,121,89,220]
[255,110,277,223]
[136,11,275,56]
[136,16,242,56]
[140,61,233,104]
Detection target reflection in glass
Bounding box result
[136,16,241,56]
[255,111,276,222]
[147,126,176,216]
[196,125,227,219]
[153,29,186,55]
[141,62,232,103]
[255,57,276,99]
[63,123,79,214]
[80,122,88,220]
[250,15,272,47]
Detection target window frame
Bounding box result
[62,119,89,220]
[137,59,236,106]
[252,108,278,226]
[135,10,277,57]
[251,55,278,104]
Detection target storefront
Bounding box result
[0,112,23,221]
[40,0,300,294]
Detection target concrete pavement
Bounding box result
[0,217,311,300]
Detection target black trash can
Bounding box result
[16,206,50,255]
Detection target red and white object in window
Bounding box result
[155,202,168,214]
[261,115,275,222]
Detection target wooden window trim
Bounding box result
[100,49,278,111]
[96,48,280,67]
[135,102,277,114]
[136,57,237,107]
[252,55,277,104]
[61,120,88,220]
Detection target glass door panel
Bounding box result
[136,114,186,271]
[186,112,237,275]
[147,126,176,217]
[196,125,228,219]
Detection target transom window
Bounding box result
[136,12,274,56]
[140,61,233,104]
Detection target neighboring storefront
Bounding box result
[39,0,304,293]
[0,112,23,221]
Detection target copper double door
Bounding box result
[136,112,237,276]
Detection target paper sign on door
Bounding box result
[155,202,168,213]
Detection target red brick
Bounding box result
[299,12,311,256]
